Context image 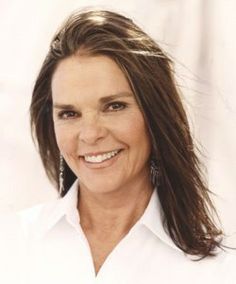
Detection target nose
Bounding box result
[78,112,107,145]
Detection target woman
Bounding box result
[23,8,234,284]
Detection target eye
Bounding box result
[105,101,127,112]
[57,110,78,119]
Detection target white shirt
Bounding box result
[0,179,235,284]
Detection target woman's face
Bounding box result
[51,54,151,194]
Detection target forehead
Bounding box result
[51,54,132,102]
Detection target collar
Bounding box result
[27,179,179,251]
[137,188,181,252]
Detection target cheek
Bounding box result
[131,124,151,153]
[118,111,151,155]
[54,124,77,156]
[127,114,150,145]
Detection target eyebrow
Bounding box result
[53,92,133,109]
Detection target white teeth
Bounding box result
[84,150,119,163]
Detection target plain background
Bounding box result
[0,0,235,244]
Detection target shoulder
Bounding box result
[16,203,47,236]
[221,250,236,281]
[0,206,39,242]
[0,200,55,241]
[202,249,236,283]
[0,208,45,284]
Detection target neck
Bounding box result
[78,178,153,236]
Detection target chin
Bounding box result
[79,179,123,195]
[80,178,119,193]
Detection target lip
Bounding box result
[79,149,122,157]
[79,149,123,169]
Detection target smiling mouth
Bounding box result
[82,149,122,164]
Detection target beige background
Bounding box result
[0,0,235,244]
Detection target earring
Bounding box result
[59,154,65,197]
[150,159,159,188]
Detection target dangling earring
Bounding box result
[59,154,65,197]
[150,158,159,188]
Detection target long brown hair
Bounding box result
[30,9,222,258]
